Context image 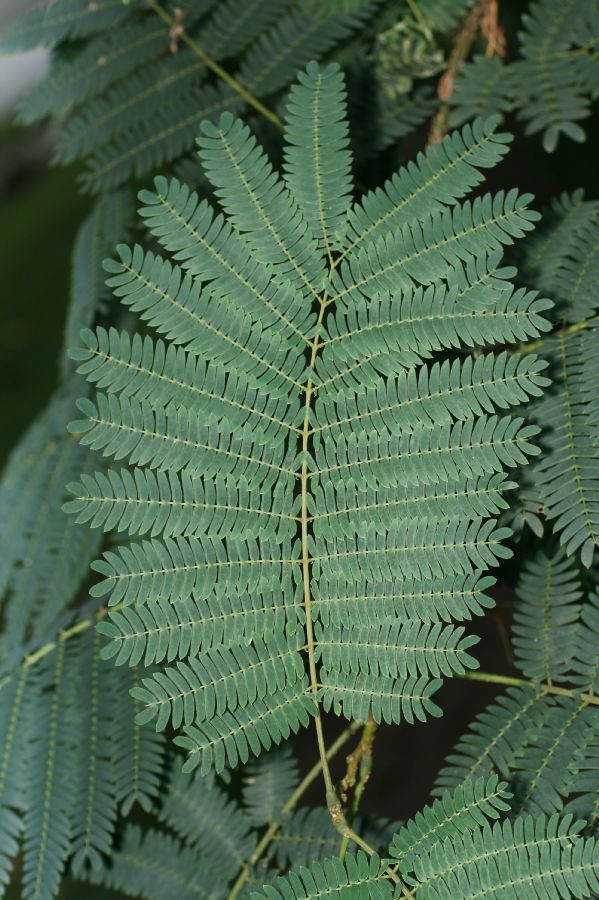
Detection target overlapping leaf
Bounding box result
[65,65,547,779]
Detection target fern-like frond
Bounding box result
[67,63,545,776]
[330,189,539,305]
[0,384,103,650]
[0,617,169,897]
[316,270,552,391]
[312,573,496,628]
[409,814,599,898]
[0,666,31,890]
[243,744,299,827]
[63,191,133,380]
[313,415,540,490]
[515,695,598,816]
[80,4,368,194]
[520,189,599,295]
[320,670,443,725]
[81,81,240,194]
[132,631,305,731]
[235,4,369,98]
[315,621,478,681]
[563,730,599,832]
[448,56,513,128]
[64,468,297,541]
[198,0,291,61]
[69,327,300,445]
[347,73,435,165]
[313,353,548,438]
[112,664,166,816]
[69,394,296,488]
[343,117,511,259]
[513,0,597,152]
[102,245,304,395]
[55,49,208,165]
[434,685,547,793]
[22,640,74,900]
[311,473,514,539]
[283,62,353,257]
[390,775,511,873]
[312,519,512,584]
[549,216,599,323]
[0,0,136,51]
[18,18,170,124]
[253,851,393,899]
[570,590,599,693]
[0,391,73,600]
[97,586,304,666]
[158,764,254,880]
[196,113,326,300]
[175,680,316,775]
[89,824,224,900]
[530,330,599,566]
[90,534,298,608]
[138,176,314,343]
[69,628,118,875]
[512,543,582,682]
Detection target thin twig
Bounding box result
[480,0,506,58]
[461,669,599,705]
[428,0,486,145]
[339,717,377,862]
[146,0,284,130]
[520,316,599,354]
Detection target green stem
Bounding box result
[297,300,403,882]
[299,298,351,824]
[0,605,121,692]
[461,670,599,705]
[23,618,92,668]
[146,0,283,130]
[520,316,599,354]
[406,0,429,31]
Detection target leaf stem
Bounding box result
[520,316,599,354]
[299,299,344,812]
[0,604,121,691]
[461,669,599,705]
[23,617,92,668]
[146,0,284,130]
[406,0,429,31]
[297,303,409,891]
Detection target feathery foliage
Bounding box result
[0,622,165,897]
[512,542,582,682]
[3,0,599,896]
[509,190,599,565]
[63,65,549,782]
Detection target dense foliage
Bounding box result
[1,0,599,898]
